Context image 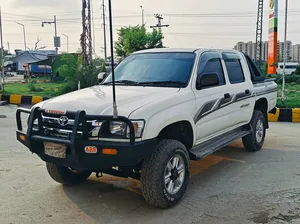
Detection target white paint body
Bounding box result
[35,48,277,147]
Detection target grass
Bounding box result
[276,83,300,108]
[0,79,66,98]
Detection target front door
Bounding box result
[193,51,233,144]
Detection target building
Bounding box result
[234,41,268,61]
[277,41,293,61]
[234,41,298,62]
[292,44,300,62]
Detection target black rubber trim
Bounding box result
[278,108,292,122]
[21,96,33,104]
[1,94,10,102]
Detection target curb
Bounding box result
[268,108,300,123]
[0,94,48,105]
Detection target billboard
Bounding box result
[267,0,278,75]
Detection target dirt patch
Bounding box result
[251,211,270,223]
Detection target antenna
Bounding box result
[108,0,118,117]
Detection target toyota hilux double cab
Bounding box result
[16,48,277,208]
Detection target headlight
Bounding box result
[109,120,145,138]
[89,120,103,137]
[109,121,127,136]
[127,120,145,138]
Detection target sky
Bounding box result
[1,0,300,58]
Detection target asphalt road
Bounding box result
[1,105,300,224]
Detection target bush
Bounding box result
[56,54,101,95]
[270,74,300,84]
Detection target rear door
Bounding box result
[221,51,255,126]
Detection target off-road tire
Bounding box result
[242,110,266,152]
[46,162,92,185]
[141,140,190,209]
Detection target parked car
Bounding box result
[98,72,108,83]
[277,62,299,75]
[16,48,277,208]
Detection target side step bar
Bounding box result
[189,127,251,160]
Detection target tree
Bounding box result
[295,65,300,75]
[115,25,164,58]
[57,54,103,94]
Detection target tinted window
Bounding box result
[222,53,245,84]
[197,52,225,85]
[103,53,196,87]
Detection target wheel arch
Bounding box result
[157,120,194,151]
[254,97,269,129]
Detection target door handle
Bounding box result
[224,93,230,99]
[245,89,250,95]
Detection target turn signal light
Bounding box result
[84,146,98,154]
[102,148,117,155]
[19,135,25,141]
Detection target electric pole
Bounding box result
[42,16,59,54]
[150,14,169,46]
[282,0,288,103]
[0,7,4,91]
[7,42,10,53]
[102,0,107,60]
[81,0,93,66]
[255,0,263,66]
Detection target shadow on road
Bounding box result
[61,143,253,221]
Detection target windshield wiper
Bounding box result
[139,81,187,87]
[102,80,140,85]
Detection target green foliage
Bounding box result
[295,65,300,75]
[0,48,10,67]
[115,25,164,58]
[57,54,102,95]
[267,74,300,85]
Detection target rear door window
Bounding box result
[222,53,245,84]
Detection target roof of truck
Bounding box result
[132,48,237,54]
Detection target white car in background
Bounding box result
[277,62,299,75]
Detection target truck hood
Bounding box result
[37,85,180,117]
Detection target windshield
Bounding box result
[103,52,196,87]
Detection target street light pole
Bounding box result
[16,22,27,50]
[140,5,144,26]
[282,0,288,103]
[62,33,69,53]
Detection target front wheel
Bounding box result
[141,140,190,208]
[242,110,266,152]
[46,162,92,185]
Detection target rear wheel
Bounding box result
[46,162,92,185]
[141,140,190,208]
[242,110,266,152]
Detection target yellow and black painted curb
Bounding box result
[0,94,48,105]
[268,108,300,123]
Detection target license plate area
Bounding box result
[44,142,67,158]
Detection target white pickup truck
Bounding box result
[16,48,277,208]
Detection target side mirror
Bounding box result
[196,72,220,90]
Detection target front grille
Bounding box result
[33,113,96,139]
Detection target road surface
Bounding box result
[1,105,300,224]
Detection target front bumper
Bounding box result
[16,107,156,171]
